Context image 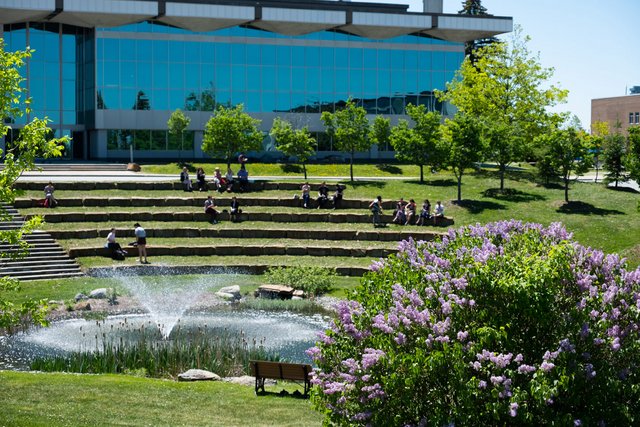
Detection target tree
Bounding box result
[439,26,567,191]
[202,104,263,169]
[370,116,391,152]
[132,90,150,110]
[167,109,191,161]
[270,117,316,179]
[458,0,498,65]
[536,127,592,202]
[309,221,640,425]
[625,125,640,185]
[443,114,485,202]
[321,99,372,182]
[602,126,627,188]
[1,42,66,333]
[590,120,609,183]
[390,104,443,183]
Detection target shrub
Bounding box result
[264,266,336,297]
[308,220,640,425]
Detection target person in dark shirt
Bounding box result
[316,181,329,209]
[230,196,242,222]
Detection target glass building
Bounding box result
[0,0,512,160]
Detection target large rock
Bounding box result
[216,285,241,300]
[75,293,88,302]
[73,301,91,311]
[89,288,109,299]
[178,369,221,382]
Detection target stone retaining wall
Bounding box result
[87,264,369,277]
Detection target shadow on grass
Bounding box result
[348,181,385,189]
[375,164,403,174]
[422,178,457,187]
[279,164,303,174]
[475,168,539,183]
[178,163,196,172]
[256,389,310,400]
[539,182,564,190]
[453,199,507,214]
[482,188,546,203]
[607,186,640,194]
[556,201,624,216]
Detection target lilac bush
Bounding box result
[308,220,640,425]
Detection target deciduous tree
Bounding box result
[370,116,391,152]
[202,104,263,169]
[590,120,609,183]
[439,26,567,191]
[602,125,627,188]
[624,125,640,185]
[321,99,372,182]
[270,118,316,179]
[443,114,485,202]
[167,109,191,161]
[1,42,66,333]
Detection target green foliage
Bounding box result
[624,125,640,184]
[263,266,336,297]
[310,221,640,425]
[167,109,191,157]
[535,127,592,202]
[390,104,442,183]
[321,99,372,182]
[270,117,316,179]
[439,26,567,190]
[0,41,66,333]
[31,323,277,378]
[370,116,391,150]
[443,113,485,201]
[602,129,627,187]
[201,104,263,167]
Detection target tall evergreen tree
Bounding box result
[458,0,498,64]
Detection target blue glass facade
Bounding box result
[2,20,464,159]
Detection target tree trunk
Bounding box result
[303,162,307,180]
[499,164,505,192]
[564,175,569,203]
[419,164,424,183]
[350,151,354,182]
[227,157,231,170]
[457,174,463,202]
[594,155,599,183]
[179,132,184,161]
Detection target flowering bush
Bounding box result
[308,221,640,426]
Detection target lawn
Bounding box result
[0,371,322,427]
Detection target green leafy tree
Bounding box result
[270,117,316,179]
[590,120,609,183]
[624,125,640,185]
[536,127,592,202]
[1,42,66,333]
[439,26,567,191]
[370,116,391,151]
[202,104,263,169]
[602,126,627,188]
[321,99,372,182]
[390,104,443,183]
[167,109,191,161]
[443,114,485,202]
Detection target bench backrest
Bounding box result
[250,360,311,381]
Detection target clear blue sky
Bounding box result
[357,0,639,129]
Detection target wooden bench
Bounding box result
[249,360,312,397]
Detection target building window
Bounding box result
[631,113,635,124]
[635,112,639,124]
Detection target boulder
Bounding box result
[89,288,109,299]
[73,301,91,311]
[216,285,241,300]
[74,293,88,302]
[177,369,221,382]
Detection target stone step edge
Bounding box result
[87,264,369,277]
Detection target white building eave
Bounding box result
[0,0,513,43]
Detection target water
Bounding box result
[0,270,330,370]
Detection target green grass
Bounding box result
[0,371,321,427]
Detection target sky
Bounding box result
[356,0,639,128]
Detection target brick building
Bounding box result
[591,94,640,134]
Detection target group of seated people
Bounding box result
[203,195,242,224]
[180,164,249,193]
[392,198,444,226]
[300,182,345,209]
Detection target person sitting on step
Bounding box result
[204,195,219,224]
[180,167,193,192]
[433,200,445,225]
[230,196,242,222]
[43,181,57,208]
[416,199,432,226]
[405,198,417,225]
[105,228,127,260]
[332,184,344,209]
[392,198,407,225]
[316,181,329,209]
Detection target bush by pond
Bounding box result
[309,220,640,425]
[264,266,336,297]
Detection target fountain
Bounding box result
[0,269,329,371]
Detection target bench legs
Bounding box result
[255,376,265,395]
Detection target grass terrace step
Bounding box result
[6,271,85,281]
[0,265,82,275]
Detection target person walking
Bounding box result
[369,195,383,227]
[134,223,148,264]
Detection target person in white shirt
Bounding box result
[433,201,445,225]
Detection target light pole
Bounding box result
[126,135,133,163]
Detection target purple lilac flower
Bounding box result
[509,402,518,417]
[541,361,555,372]
[478,380,487,389]
[395,333,407,345]
[361,348,385,369]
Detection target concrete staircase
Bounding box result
[1,205,83,281]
